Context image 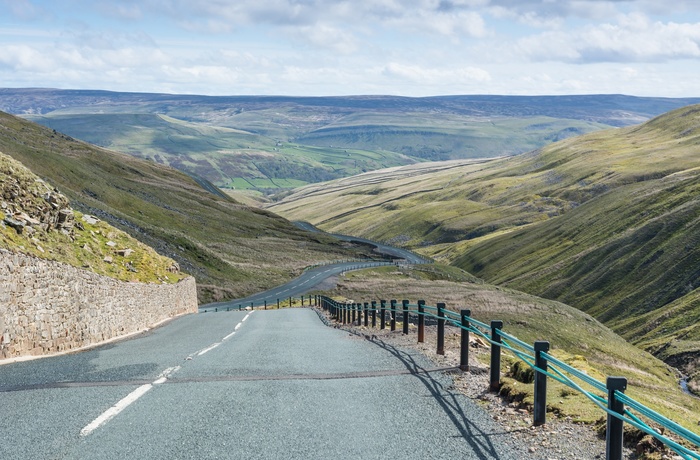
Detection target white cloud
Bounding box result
[517,13,700,63]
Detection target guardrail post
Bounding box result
[534,341,550,426]
[264,300,267,310]
[437,303,446,355]
[352,303,357,324]
[238,304,242,311]
[490,320,504,392]
[380,300,387,329]
[302,295,305,306]
[364,302,369,327]
[289,296,293,308]
[371,301,377,328]
[277,299,280,309]
[251,302,254,310]
[390,300,397,331]
[417,300,425,343]
[402,300,410,335]
[460,309,471,371]
[606,377,628,460]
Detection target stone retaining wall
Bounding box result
[0,249,198,361]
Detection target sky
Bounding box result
[1,0,700,97]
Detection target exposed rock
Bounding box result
[82,215,100,225]
[4,217,25,234]
[103,256,113,263]
[116,248,134,257]
[106,241,117,248]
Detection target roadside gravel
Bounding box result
[315,308,639,460]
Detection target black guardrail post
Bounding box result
[289,296,293,308]
[251,302,254,310]
[606,377,628,460]
[417,300,425,343]
[534,341,550,426]
[390,300,397,331]
[489,320,504,392]
[277,298,280,309]
[402,300,410,335]
[371,301,377,328]
[380,300,387,329]
[437,303,446,355]
[302,295,305,306]
[364,302,369,327]
[460,309,471,371]
[352,303,357,324]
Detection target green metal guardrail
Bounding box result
[318,296,700,460]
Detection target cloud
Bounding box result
[383,62,491,84]
[517,13,700,63]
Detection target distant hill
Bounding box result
[3,88,699,193]
[0,110,371,303]
[268,104,700,389]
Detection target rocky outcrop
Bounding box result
[1,154,75,236]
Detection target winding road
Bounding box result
[200,222,428,313]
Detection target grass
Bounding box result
[25,113,417,191]
[0,111,375,303]
[0,152,185,283]
[270,104,700,388]
[322,265,700,434]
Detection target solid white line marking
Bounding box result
[80,384,153,437]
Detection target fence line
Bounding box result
[317,295,700,460]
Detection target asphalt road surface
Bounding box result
[200,261,392,313]
[0,308,535,459]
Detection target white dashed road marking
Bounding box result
[81,312,254,437]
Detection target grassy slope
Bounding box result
[270,104,700,385]
[0,152,186,284]
[0,111,370,303]
[26,113,416,190]
[325,266,700,432]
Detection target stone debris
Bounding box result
[116,248,134,257]
[81,215,100,225]
[106,241,117,247]
[103,256,113,263]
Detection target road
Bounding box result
[294,221,431,264]
[0,308,534,459]
[200,223,427,313]
[200,261,392,313]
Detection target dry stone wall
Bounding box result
[0,249,198,361]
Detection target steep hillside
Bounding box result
[269,104,700,385]
[0,151,184,283]
[0,111,371,303]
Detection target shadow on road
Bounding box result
[359,333,527,460]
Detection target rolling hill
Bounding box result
[0,110,373,303]
[267,104,700,389]
[4,89,700,194]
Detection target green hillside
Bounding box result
[296,113,607,161]
[269,104,700,387]
[0,111,372,303]
[26,113,415,192]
